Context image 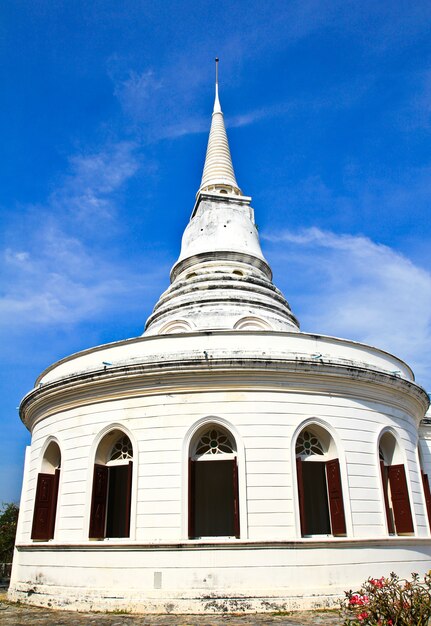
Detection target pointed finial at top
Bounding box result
[198,57,242,197]
[214,57,221,113]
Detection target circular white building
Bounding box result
[9,70,431,614]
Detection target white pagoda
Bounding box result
[9,62,431,613]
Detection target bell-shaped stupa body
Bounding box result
[144,67,299,336]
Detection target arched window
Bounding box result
[31,441,61,540]
[295,426,346,537]
[89,430,133,539]
[188,425,239,539]
[379,432,414,535]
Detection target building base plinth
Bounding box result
[8,539,431,613]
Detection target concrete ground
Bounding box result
[0,592,344,626]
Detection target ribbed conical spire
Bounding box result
[198,59,242,196]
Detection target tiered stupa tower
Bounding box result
[145,60,298,336]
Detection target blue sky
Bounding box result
[2,1,431,503]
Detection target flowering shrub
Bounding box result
[341,571,431,625]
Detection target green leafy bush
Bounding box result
[0,502,19,563]
[341,571,431,625]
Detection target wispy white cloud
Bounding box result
[3,229,115,326]
[112,63,374,143]
[0,141,165,334]
[264,228,431,389]
[50,141,140,223]
[1,222,166,331]
[114,70,163,122]
[157,117,209,140]
[104,0,431,146]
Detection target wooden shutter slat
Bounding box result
[188,458,195,539]
[326,458,346,536]
[380,460,395,534]
[388,464,414,534]
[421,471,431,528]
[232,458,240,538]
[296,457,307,536]
[89,464,109,539]
[31,473,56,540]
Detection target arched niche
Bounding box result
[188,424,239,539]
[158,319,192,335]
[41,440,61,473]
[295,424,346,537]
[89,429,133,540]
[379,431,403,466]
[31,440,61,541]
[378,430,414,535]
[233,316,272,331]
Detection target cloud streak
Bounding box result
[0,141,165,334]
[51,141,140,224]
[264,227,431,389]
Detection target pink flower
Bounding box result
[349,593,369,606]
[358,611,369,621]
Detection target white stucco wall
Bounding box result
[17,385,429,545]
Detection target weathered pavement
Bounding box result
[0,593,343,626]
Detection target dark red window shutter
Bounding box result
[380,460,395,534]
[421,471,431,528]
[326,458,346,536]
[31,472,57,540]
[188,458,195,539]
[89,464,109,539]
[296,457,307,536]
[124,461,133,537]
[388,464,414,534]
[232,458,240,538]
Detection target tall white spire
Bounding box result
[198,58,242,196]
[143,60,300,337]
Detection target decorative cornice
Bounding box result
[21,352,429,431]
[33,329,417,385]
[15,536,431,552]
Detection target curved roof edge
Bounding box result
[34,329,417,387]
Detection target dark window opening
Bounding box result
[302,462,331,534]
[421,471,431,528]
[106,465,131,538]
[189,459,239,538]
[297,457,346,537]
[89,461,132,539]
